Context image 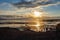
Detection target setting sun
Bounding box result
[33,10,42,17]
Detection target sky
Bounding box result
[0,0,60,16]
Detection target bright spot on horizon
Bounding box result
[33,10,42,17]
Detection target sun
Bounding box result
[33,10,42,17]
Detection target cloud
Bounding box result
[0,2,17,10]
[0,0,60,16]
[0,2,32,15]
[13,0,60,8]
[40,2,60,7]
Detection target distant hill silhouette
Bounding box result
[56,23,60,31]
[56,24,60,40]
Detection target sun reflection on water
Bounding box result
[35,22,40,32]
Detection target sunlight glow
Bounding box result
[33,10,42,17]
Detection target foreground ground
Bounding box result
[0,27,57,40]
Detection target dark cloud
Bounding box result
[13,0,60,8]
